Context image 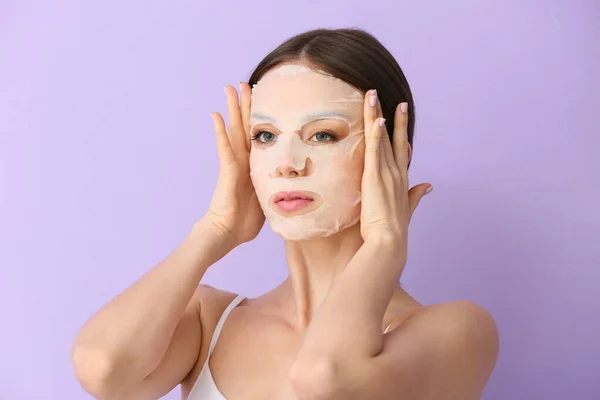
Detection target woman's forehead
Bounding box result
[250,65,364,125]
[252,65,362,105]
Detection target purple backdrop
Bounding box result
[1,0,598,399]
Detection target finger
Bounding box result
[365,115,384,175]
[408,183,433,222]
[363,89,383,142]
[378,118,393,171]
[211,112,236,167]
[224,85,247,154]
[393,102,411,172]
[380,118,397,172]
[239,82,252,151]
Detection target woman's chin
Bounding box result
[272,217,361,241]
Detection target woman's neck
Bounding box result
[279,223,364,330]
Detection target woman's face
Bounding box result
[249,64,366,240]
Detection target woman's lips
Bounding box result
[272,191,315,212]
[276,198,313,211]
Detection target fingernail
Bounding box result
[209,112,214,121]
[224,86,228,96]
[369,90,377,107]
[379,118,386,127]
[400,102,408,113]
[239,82,244,92]
[425,185,433,195]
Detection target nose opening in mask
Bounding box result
[270,157,313,178]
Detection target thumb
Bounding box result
[408,184,433,220]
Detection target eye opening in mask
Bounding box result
[307,130,336,144]
[250,128,340,147]
[251,130,278,145]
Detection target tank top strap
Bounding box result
[207,294,246,357]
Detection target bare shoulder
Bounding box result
[399,300,499,354]
[366,299,499,399]
[190,283,242,350]
[192,283,240,315]
[387,296,497,335]
[417,300,498,343]
[180,284,240,392]
[395,300,499,388]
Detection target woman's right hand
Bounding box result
[203,83,265,249]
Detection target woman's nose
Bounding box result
[271,155,308,178]
[274,164,305,178]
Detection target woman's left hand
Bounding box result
[360,90,432,261]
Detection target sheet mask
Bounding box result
[249,64,365,240]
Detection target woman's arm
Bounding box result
[289,95,498,399]
[71,219,233,400]
[290,96,423,370]
[72,82,262,399]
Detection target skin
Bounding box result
[71,66,499,400]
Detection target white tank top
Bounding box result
[186,294,246,400]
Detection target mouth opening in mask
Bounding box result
[269,190,323,217]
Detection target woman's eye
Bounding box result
[253,131,277,143]
[309,131,334,143]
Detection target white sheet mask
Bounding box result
[249,64,366,240]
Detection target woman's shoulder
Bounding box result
[179,285,240,396]
[423,299,496,331]
[192,283,241,319]
[385,289,495,335]
[386,294,497,339]
[415,299,495,329]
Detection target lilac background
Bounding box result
[1,0,599,399]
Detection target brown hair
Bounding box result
[248,28,416,168]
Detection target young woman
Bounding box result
[72,28,499,400]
